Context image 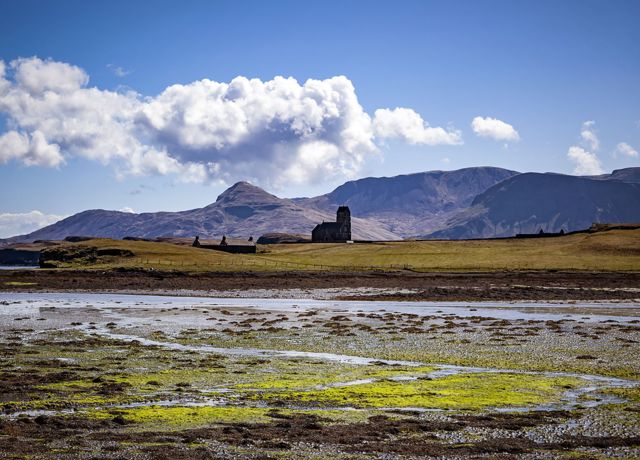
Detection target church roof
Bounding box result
[313,222,341,231]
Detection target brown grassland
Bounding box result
[27,228,640,272]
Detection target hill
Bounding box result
[25,227,640,273]
[8,182,398,243]
[296,167,518,235]
[4,166,640,243]
[425,170,640,239]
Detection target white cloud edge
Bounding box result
[471,116,519,142]
[0,56,463,189]
[373,108,462,146]
[566,121,603,175]
[107,64,131,77]
[614,142,638,158]
[567,145,602,175]
[0,210,66,238]
[580,120,599,151]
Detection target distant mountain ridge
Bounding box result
[594,167,640,184]
[425,169,640,239]
[6,181,399,243]
[295,167,519,235]
[3,166,639,243]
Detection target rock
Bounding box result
[64,236,94,242]
[112,415,127,425]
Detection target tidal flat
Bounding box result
[1,293,639,459]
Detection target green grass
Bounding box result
[252,372,582,410]
[87,406,372,429]
[40,228,640,272]
[89,406,274,427]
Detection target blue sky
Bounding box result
[0,0,639,236]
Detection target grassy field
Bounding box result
[38,228,640,272]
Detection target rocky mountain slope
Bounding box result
[296,167,519,235]
[425,169,640,239]
[8,182,399,243]
[4,167,639,243]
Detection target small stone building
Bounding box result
[312,206,352,242]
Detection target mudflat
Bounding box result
[1,268,639,301]
[1,292,639,459]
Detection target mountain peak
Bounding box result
[215,181,282,205]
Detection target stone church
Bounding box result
[312,206,352,242]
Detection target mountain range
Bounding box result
[427,168,640,239]
[3,166,639,243]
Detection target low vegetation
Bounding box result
[2,294,639,458]
[252,372,581,410]
[36,228,640,272]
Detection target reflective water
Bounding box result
[0,265,38,270]
[1,291,638,416]
[1,292,639,322]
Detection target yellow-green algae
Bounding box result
[5,321,635,431]
[37,380,96,391]
[0,394,145,412]
[87,406,373,429]
[232,365,436,390]
[169,327,640,380]
[91,406,272,426]
[112,368,227,388]
[91,360,437,394]
[252,372,582,410]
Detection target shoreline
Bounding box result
[1,268,639,302]
[1,287,640,304]
[2,270,640,458]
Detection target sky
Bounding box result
[0,0,639,237]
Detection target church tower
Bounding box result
[336,206,351,241]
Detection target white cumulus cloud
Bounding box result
[0,57,461,188]
[615,142,638,158]
[12,57,88,94]
[0,210,66,238]
[580,120,599,151]
[567,146,602,175]
[471,116,520,142]
[107,64,130,77]
[567,121,603,175]
[0,130,64,167]
[373,108,462,145]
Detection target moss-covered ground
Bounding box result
[253,373,582,410]
[1,293,639,458]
